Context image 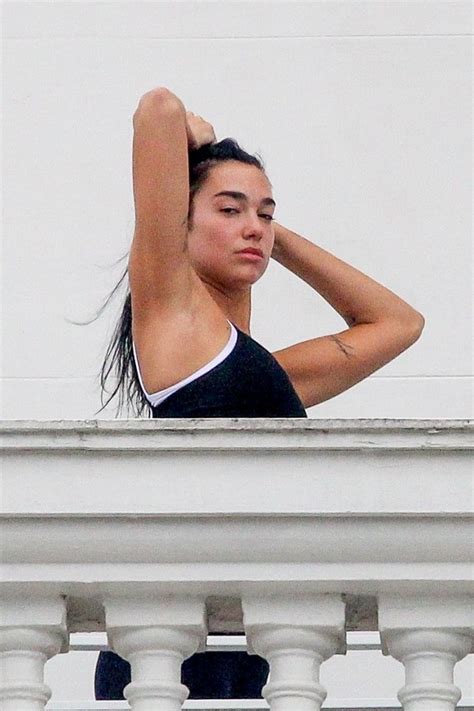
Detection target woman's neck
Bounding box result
[202,280,252,335]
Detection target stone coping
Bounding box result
[1,418,472,451]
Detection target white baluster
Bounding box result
[0,596,68,711]
[105,596,207,711]
[242,594,345,711]
[379,595,473,711]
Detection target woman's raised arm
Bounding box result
[270,222,425,408]
[128,88,193,310]
[128,89,215,315]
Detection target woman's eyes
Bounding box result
[220,208,273,221]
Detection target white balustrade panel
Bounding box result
[1,418,472,709]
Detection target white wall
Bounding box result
[2,0,472,420]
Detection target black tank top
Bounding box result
[149,324,307,419]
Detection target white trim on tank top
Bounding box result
[132,320,238,408]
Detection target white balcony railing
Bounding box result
[1,418,473,711]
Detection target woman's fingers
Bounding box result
[185,111,216,149]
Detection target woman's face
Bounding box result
[187,161,276,292]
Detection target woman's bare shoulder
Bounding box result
[131,274,232,394]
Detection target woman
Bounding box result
[95,87,425,699]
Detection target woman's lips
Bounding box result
[237,250,264,260]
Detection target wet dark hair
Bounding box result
[97,138,266,417]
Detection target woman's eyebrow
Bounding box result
[213,190,276,207]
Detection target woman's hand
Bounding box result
[270,221,285,262]
[185,111,216,150]
[132,89,215,150]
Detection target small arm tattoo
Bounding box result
[330,334,355,359]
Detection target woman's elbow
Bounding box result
[404,310,425,345]
[133,87,184,125]
[383,309,425,353]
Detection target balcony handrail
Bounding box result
[2,418,472,453]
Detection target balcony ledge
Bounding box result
[1,417,471,452]
[1,418,473,634]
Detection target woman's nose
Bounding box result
[243,214,264,238]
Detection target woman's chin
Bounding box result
[234,265,267,286]
[193,262,267,292]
